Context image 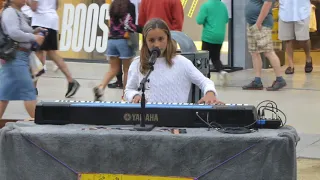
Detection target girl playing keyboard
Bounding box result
[125,18,222,104]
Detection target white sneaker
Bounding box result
[219,71,228,86]
[52,65,59,72]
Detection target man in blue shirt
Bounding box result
[243,0,286,91]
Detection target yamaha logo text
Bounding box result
[123,113,159,122]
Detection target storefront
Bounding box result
[273,0,320,66]
[300,0,320,65]
[54,0,232,66]
[2,0,318,68]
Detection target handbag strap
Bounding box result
[3,8,30,46]
[0,7,22,36]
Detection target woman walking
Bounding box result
[93,0,142,101]
[0,0,45,119]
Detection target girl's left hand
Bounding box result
[198,91,224,105]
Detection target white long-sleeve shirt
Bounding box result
[125,55,218,103]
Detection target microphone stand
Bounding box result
[134,62,155,131]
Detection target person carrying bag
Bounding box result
[0,0,45,120]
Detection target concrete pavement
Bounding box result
[1,61,320,159]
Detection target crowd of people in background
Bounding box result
[0,0,316,120]
[0,0,80,119]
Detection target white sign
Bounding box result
[59,3,110,53]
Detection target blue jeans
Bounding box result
[0,51,36,100]
[106,39,134,59]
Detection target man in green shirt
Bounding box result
[196,0,229,85]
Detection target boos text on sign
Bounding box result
[59,3,110,53]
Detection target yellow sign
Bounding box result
[181,0,188,8]
[188,0,199,18]
[78,174,193,180]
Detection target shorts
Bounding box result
[278,17,310,41]
[106,39,134,59]
[247,24,273,53]
[32,26,58,50]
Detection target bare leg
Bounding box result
[0,101,9,119]
[251,52,263,77]
[263,51,286,90]
[36,50,46,65]
[24,100,37,118]
[300,40,312,62]
[47,50,73,83]
[100,57,121,89]
[264,51,282,77]
[34,51,47,88]
[242,52,264,90]
[121,58,132,95]
[285,40,294,68]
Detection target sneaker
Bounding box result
[108,81,123,89]
[93,86,104,101]
[266,80,286,91]
[65,80,80,98]
[31,68,45,82]
[35,68,46,77]
[242,81,263,90]
[52,65,59,72]
[219,71,228,86]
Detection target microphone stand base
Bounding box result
[134,124,155,131]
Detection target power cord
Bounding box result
[196,112,223,130]
[196,112,255,134]
[254,100,287,129]
[195,100,287,133]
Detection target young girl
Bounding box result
[125,18,221,104]
[93,0,142,101]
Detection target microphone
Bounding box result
[149,47,161,65]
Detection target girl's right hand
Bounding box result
[132,95,142,103]
[35,35,45,46]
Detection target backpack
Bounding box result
[0,9,20,61]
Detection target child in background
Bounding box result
[196,0,229,85]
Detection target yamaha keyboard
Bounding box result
[35,100,258,128]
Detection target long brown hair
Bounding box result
[109,0,129,23]
[1,0,10,13]
[140,18,177,75]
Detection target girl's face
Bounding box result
[145,28,168,55]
